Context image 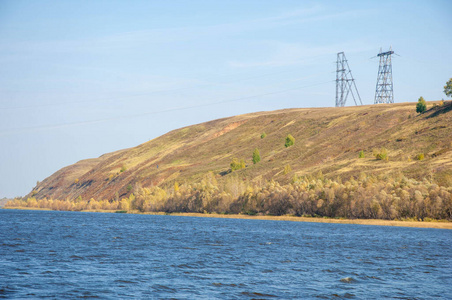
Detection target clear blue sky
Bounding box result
[1,0,451,198]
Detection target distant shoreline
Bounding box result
[3,207,452,229]
[160,212,452,229]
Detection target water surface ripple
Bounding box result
[0,210,451,299]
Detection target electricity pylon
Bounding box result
[374,47,394,104]
[335,52,362,107]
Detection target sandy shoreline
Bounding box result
[4,207,451,229]
[158,212,451,229]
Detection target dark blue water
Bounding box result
[0,210,451,299]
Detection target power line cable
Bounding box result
[0,68,330,110]
[0,80,333,136]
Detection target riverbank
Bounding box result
[163,212,452,229]
[4,207,452,229]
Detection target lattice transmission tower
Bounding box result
[335,52,362,107]
[374,47,394,104]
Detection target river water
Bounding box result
[0,210,451,299]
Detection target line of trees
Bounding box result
[6,172,452,220]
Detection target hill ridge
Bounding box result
[28,101,452,201]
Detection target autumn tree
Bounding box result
[252,148,261,164]
[120,197,130,211]
[283,164,292,174]
[230,158,245,171]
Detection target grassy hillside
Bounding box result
[28,101,451,202]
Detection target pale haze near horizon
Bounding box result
[0,0,451,198]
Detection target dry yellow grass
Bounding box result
[165,212,452,229]
[28,101,452,201]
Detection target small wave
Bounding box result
[241,291,277,298]
[212,282,238,287]
[114,280,137,284]
[291,268,307,272]
[330,292,356,298]
[340,277,357,283]
[152,284,177,293]
[70,291,101,299]
[323,268,345,275]
[174,263,197,269]
[281,260,292,263]
[69,255,84,260]
[1,243,22,248]
[324,269,335,273]
[238,261,254,267]
[86,254,104,258]
[0,286,17,296]
[365,275,383,281]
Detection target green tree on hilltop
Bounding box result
[252,148,261,164]
[416,97,427,113]
[444,78,452,97]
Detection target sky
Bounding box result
[0,0,451,198]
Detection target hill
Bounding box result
[8,101,451,220]
[29,101,451,201]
